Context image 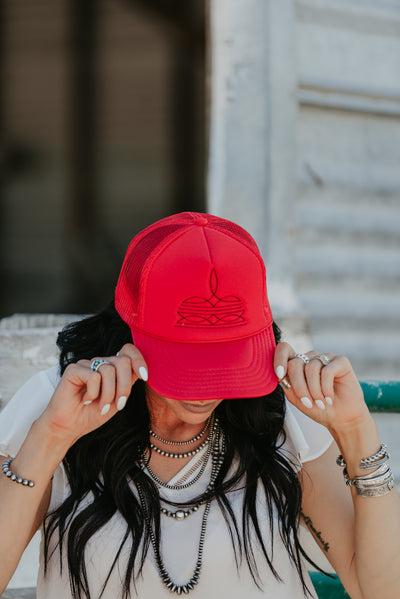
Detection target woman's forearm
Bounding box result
[333,416,400,599]
[0,418,70,594]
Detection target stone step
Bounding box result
[0,314,82,331]
[1,590,36,599]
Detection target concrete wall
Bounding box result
[295,0,400,381]
[207,0,400,381]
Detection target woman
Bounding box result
[0,212,399,599]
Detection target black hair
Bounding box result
[44,302,321,598]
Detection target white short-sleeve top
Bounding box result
[0,368,333,599]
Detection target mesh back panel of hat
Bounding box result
[120,224,184,316]
[210,218,259,252]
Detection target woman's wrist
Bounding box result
[329,414,381,479]
[2,419,70,491]
[33,410,79,453]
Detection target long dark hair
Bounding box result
[44,303,318,598]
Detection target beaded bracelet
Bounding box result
[2,457,35,488]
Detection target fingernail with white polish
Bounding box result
[325,396,333,406]
[100,403,111,416]
[82,400,92,406]
[117,395,128,411]
[276,365,285,380]
[139,366,148,382]
[315,400,326,410]
[300,396,313,409]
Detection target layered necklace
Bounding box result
[137,415,225,595]
[148,415,212,459]
[142,415,216,491]
[149,415,211,446]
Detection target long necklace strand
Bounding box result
[158,450,206,520]
[159,453,207,519]
[173,453,208,487]
[137,483,211,595]
[137,421,225,595]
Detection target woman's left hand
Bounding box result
[274,342,372,434]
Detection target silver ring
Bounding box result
[310,353,331,366]
[279,375,291,390]
[91,358,111,372]
[289,353,310,365]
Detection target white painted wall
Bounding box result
[295,0,400,380]
[207,0,400,380]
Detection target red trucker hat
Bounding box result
[115,212,278,400]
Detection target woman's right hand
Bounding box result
[37,344,148,446]
[0,346,147,594]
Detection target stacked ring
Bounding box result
[279,376,291,390]
[310,353,331,366]
[289,353,310,365]
[91,359,111,372]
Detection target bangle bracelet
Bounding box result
[355,477,395,497]
[337,443,395,498]
[2,458,35,488]
[343,463,390,486]
[336,443,389,470]
[360,443,389,470]
[341,463,395,498]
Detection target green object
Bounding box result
[361,380,400,412]
[309,380,399,598]
[309,573,349,598]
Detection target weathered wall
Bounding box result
[207,0,400,381]
[295,0,400,381]
[0,314,78,409]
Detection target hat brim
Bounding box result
[132,326,278,400]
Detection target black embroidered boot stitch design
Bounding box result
[177,269,245,328]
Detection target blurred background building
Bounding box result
[1,0,400,381]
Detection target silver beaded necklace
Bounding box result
[149,437,209,459]
[149,415,211,446]
[137,421,225,595]
[159,452,209,520]
[141,416,217,491]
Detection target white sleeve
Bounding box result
[0,366,61,458]
[0,366,69,511]
[0,366,59,457]
[279,399,334,471]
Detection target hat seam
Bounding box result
[132,321,273,344]
[200,226,213,263]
